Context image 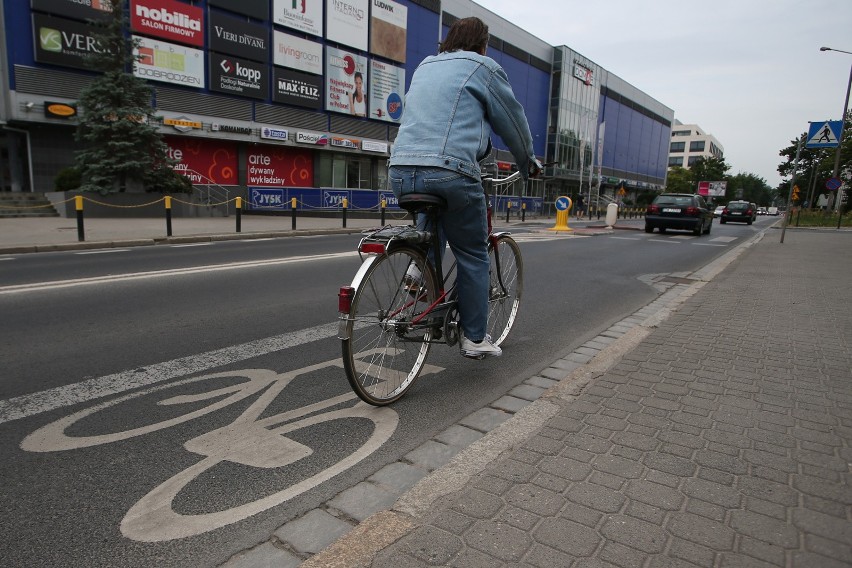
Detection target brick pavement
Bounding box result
[318,230,852,568]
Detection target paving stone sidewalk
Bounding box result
[336,230,852,568]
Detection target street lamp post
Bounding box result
[819,46,852,212]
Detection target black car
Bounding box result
[720,201,757,224]
[644,193,713,235]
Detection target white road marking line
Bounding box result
[0,257,14,261]
[610,236,641,240]
[170,242,213,248]
[75,249,131,255]
[0,251,357,295]
[693,243,728,247]
[0,322,341,425]
[648,239,681,244]
[709,236,737,242]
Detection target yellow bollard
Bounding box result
[75,195,85,242]
[164,195,173,236]
[548,196,573,232]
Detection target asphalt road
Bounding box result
[0,218,772,567]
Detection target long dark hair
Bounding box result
[439,17,488,54]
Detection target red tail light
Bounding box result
[359,243,386,254]
[338,286,354,313]
[746,208,753,215]
[685,206,699,216]
[647,205,660,214]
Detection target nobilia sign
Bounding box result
[208,10,268,63]
[31,0,112,22]
[209,53,268,100]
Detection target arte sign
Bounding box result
[208,10,267,62]
[370,0,406,63]
[209,53,268,99]
[33,14,104,70]
[273,67,322,109]
[247,147,314,187]
[130,0,203,47]
[31,0,112,22]
[325,46,367,116]
[326,0,368,52]
[208,0,268,20]
[273,30,323,75]
[369,59,404,123]
[134,35,204,88]
[272,0,322,37]
[164,136,238,185]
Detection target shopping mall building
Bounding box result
[0,0,674,214]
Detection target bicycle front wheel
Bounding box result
[486,235,523,346]
[342,247,438,405]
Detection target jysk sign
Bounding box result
[209,10,267,63]
[209,53,268,99]
[31,0,112,22]
[33,14,103,70]
[273,68,322,110]
[130,0,204,47]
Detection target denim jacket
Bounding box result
[389,51,536,181]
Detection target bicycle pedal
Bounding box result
[462,353,486,360]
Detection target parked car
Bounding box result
[645,193,713,235]
[720,201,757,225]
[713,205,726,218]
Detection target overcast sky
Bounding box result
[473,0,852,188]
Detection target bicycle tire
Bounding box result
[486,235,523,346]
[342,247,438,405]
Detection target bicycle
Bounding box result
[338,170,525,406]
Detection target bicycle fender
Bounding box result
[338,254,382,340]
[490,230,513,240]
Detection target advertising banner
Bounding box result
[325,46,367,116]
[164,136,239,185]
[698,181,727,197]
[370,0,407,63]
[208,0,268,20]
[273,67,323,110]
[130,0,204,47]
[272,0,322,37]
[326,0,368,52]
[33,14,103,70]
[133,35,204,88]
[272,30,323,75]
[208,10,267,62]
[209,53,268,99]
[31,0,112,22]
[368,59,404,123]
[246,146,314,187]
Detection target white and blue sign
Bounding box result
[806,121,842,148]
[555,196,571,211]
[251,188,285,208]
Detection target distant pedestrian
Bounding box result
[575,193,585,219]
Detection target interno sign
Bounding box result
[130,0,204,47]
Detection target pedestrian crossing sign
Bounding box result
[806,121,842,148]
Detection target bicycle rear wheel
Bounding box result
[486,235,523,346]
[342,247,438,405]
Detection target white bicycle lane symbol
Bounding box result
[20,353,442,542]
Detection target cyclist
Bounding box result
[388,16,542,359]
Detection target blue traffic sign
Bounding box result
[555,196,571,211]
[826,177,842,191]
[806,121,842,148]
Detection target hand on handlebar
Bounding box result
[528,158,544,178]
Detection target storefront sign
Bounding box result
[209,53,268,99]
[331,137,359,149]
[296,132,329,145]
[44,101,77,119]
[211,124,253,135]
[31,0,112,22]
[369,59,404,123]
[134,35,204,88]
[260,127,289,141]
[208,10,267,62]
[272,0,322,37]
[246,147,314,187]
[163,117,202,132]
[370,0,407,63]
[273,67,322,109]
[130,0,203,47]
[361,140,388,153]
[165,136,238,185]
[33,14,104,70]
[573,60,594,86]
[208,0,268,21]
[327,0,368,52]
[273,30,322,75]
[326,46,367,116]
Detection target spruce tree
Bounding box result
[74,1,190,194]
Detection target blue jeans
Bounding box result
[389,166,489,341]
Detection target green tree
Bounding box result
[74,2,190,194]
[689,156,731,187]
[664,166,693,193]
[726,172,773,205]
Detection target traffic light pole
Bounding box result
[781,135,804,244]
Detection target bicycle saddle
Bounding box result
[397,193,448,215]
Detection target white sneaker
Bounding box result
[460,334,502,358]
